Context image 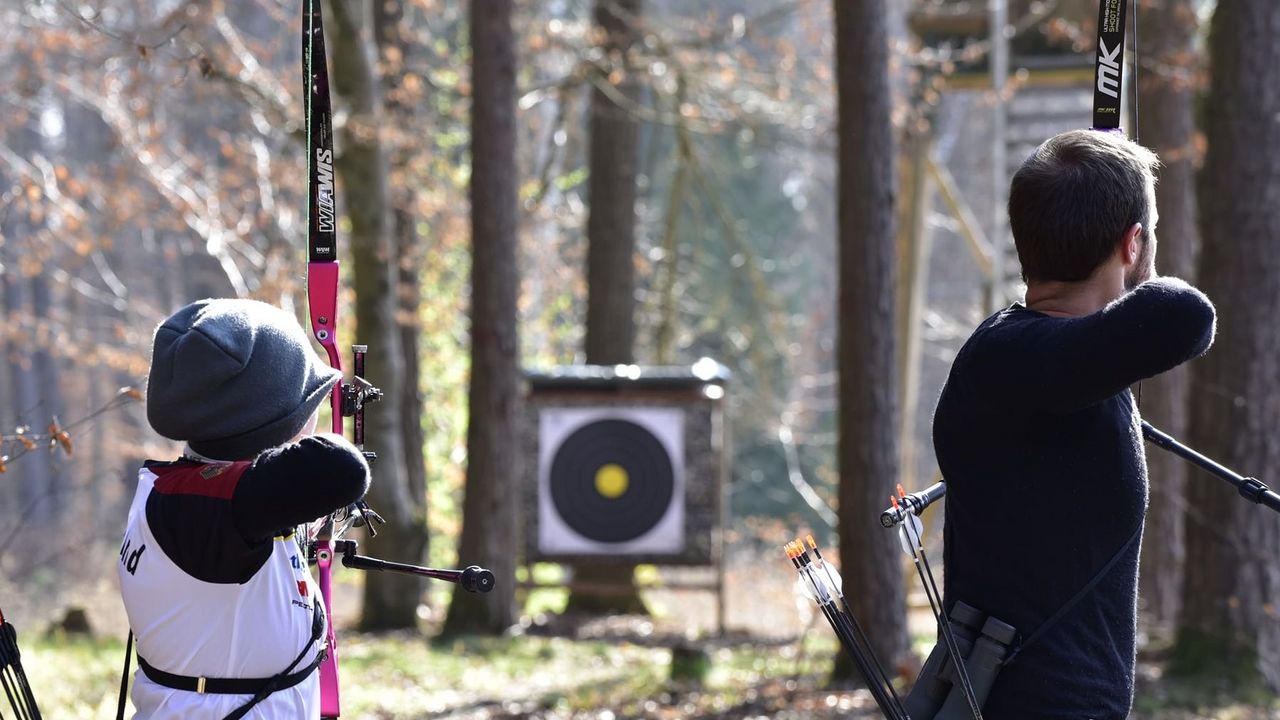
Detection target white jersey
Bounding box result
[117,461,324,719]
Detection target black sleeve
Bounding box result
[232,433,371,543]
[968,277,1216,414]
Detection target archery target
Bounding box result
[537,407,685,554]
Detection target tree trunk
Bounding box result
[30,274,64,527]
[566,0,648,617]
[0,88,56,530]
[60,99,123,543]
[1173,0,1280,693]
[833,0,908,678]
[440,0,520,635]
[327,0,426,631]
[583,0,642,365]
[372,0,429,599]
[894,129,933,493]
[1134,0,1200,640]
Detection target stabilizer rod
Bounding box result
[1141,421,1280,515]
[880,481,947,528]
[333,541,495,593]
[876,423,1280,524]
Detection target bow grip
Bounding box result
[308,261,344,435]
[307,262,342,363]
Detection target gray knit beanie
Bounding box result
[146,298,342,460]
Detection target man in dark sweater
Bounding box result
[933,129,1216,718]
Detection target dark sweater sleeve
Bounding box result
[232,433,371,543]
[969,277,1215,413]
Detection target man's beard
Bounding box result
[1124,234,1155,290]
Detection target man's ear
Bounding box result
[1120,223,1143,265]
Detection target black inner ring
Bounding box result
[548,418,676,544]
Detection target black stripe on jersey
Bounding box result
[146,462,272,584]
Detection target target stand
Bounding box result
[521,361,729,631]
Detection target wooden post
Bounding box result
[895,130,934,492]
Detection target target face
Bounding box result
[538,407,684,555]
[549,419,675,543]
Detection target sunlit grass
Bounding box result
[21,629,837,718]
[24,633,127,719]
[16,630,1279,718]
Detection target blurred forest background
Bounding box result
[2,0,1279,717]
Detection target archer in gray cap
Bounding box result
[146,297,343,460]
[122,297,369,718]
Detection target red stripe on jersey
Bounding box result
[152,461,251,500]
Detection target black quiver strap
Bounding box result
[1003,524,1142,665]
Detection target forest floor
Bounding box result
[14,536,1279,718]
[21,625,1280,719]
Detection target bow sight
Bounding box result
[339,345,382,457]
[306,345,496,592]
[336,344,385,535]
[303,343,494,586]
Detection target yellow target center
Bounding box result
[594,463,629,499]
